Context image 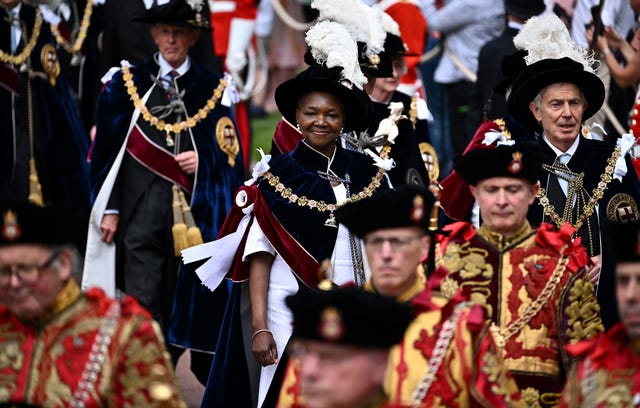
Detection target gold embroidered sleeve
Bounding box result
[559,272,604,368]
[113,317,186,407]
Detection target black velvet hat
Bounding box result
[494,49,528,94]
[286,286,412,348]
[275,62,371,132]
[507,57,605,129]
[505,0,546,20]
[604,222,640,263]
[132,0,211,31]
[0,202,87,250]
[334,184,436,238]
[454,141,542,185]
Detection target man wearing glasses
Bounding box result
[0,202,186,407]
[434,142,604,407]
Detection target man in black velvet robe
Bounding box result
[0,0,89,212]
[83,0,245,383]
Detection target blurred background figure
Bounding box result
[0,0,90,215]
[559,222,640,407]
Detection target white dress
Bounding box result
[243,183,359,408]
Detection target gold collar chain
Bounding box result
[50,0,92,55]
[260,145,391,227]
[490,247,569,348]
[0,10,42,66]
[121,64,227,136]
[536,147,620,231]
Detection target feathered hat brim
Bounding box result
[507,57,605,129]
[275,64,372,132]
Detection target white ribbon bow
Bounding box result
[614,133,637,181]
[221,72,240,107]
[482,129,515,147]
[245,148,271,186]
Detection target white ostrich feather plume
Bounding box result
[514,13,596,73]
[311,0,385,57]
[305,21,368,89]
[381,12,401,37]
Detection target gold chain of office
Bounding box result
[49,0,93,54]
[536,147,620,231]
[121,64,227,135]
[260,145,391,220]
[490,247,569,348]
[0,11,42,66]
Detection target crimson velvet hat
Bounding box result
[286,286,412,348]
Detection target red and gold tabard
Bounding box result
[384,290,522,407]
[559,323,640,407]
[433,221,604,408]
[0,280,185,407]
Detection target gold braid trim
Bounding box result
[121,64,227,136]
[0,11,42,66]
[536,147,620,231]
[490,246,569,348]
[260,145,391,220]
[50,0,93,55]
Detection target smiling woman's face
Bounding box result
[295,91,346,157]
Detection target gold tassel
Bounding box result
[28,158,44,207]
[428,184,441,232]
[172,185,189,256]
[178,190,203,247]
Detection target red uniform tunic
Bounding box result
[559,323,640,407]
[384,290,522,407]
[0,280,185,407]
[433,221,604,407]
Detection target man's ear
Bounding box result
[54,249,73,281]
[529,101,542,122]
[529,182,540,205]
[469,185,478,200]
[190,30,201,47]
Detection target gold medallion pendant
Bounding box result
[40,43,60,86]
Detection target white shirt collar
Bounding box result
[157,53,190,78]
[543,133,580,159]
[7,2,21,17]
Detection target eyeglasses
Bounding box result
[363,235,422,252]
[292,342,354,366]
[0,249,61,286]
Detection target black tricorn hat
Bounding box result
[505,0,546,20]
[507,57,605,130]
[286,286,412,348]
[132,0,211,31]
[275,62,372,132]
[454,141,542,185]
[335,184,436,238]
[0,202,87,251]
